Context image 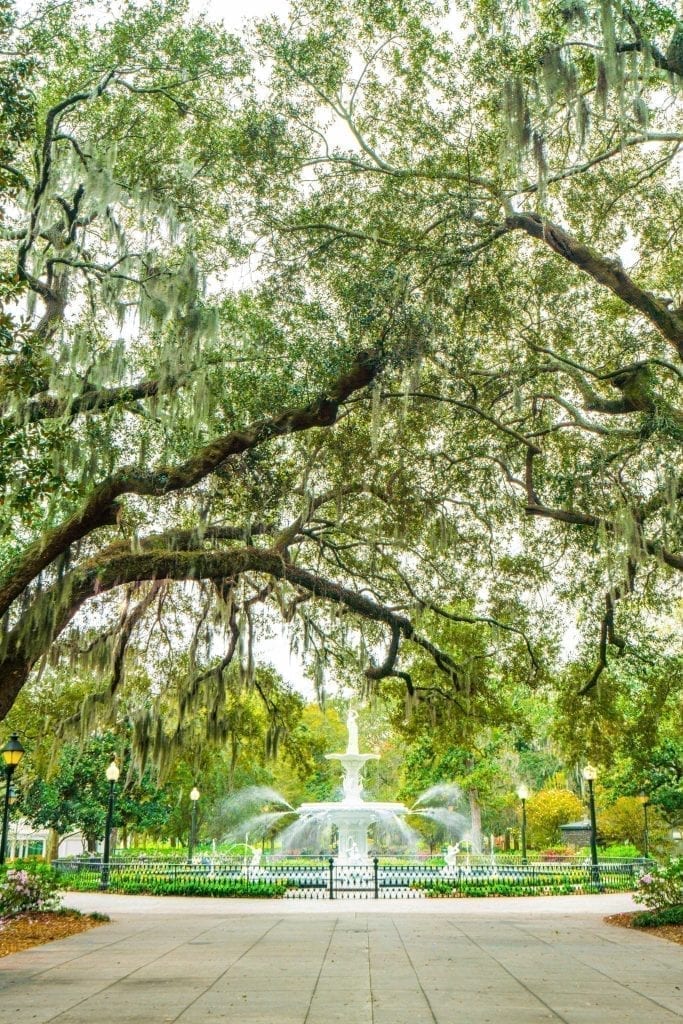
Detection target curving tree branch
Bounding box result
[0,543,462,719]
[0,348,382,621]
[506,212,683,359]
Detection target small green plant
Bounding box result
[413,868,636,899]
[0,866,63,917]
[634,859,683,912]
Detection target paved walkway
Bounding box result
[0,893,680,1024]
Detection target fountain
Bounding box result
[224,710,468,863]
[295,710,411,864]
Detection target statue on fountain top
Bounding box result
[326,707,378,804]
[346,709,359,755]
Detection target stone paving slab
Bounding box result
[0,894,679,1024]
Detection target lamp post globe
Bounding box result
[188,786,200,864]
[516,784,530,864]
[100,756,119,890]
[582,765,600,882]
[1,734,25,865]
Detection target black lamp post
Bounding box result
[583,764,599,885]
[100,756,120,890]
[188,785,200,863]
[1,734,25,865]
[639,792,650,858]
[517,784,529,864]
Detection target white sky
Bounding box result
[189,0,288,28]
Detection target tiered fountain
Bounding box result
[297,710,410,864]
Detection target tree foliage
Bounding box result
[19,731,170,849]
[598,795,668,851]
[526,788,585,847]
[0,0,680,768]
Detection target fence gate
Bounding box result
[328,858,379,899]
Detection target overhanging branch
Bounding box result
[507,212,683,359]
[0,348,381,620]
[0,542,461,719]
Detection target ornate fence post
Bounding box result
[328,857,335,900]
[373,857,379,899]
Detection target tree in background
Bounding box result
[19,732,171,851]
[600,740,683,831]
[526,790,584,849]
[5,658,308,851]
[598,796,669,854]
[271,704,347,805]
[553,638,683,831]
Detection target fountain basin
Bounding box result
[297,801,411,863]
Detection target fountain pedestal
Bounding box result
[322,711,382,864]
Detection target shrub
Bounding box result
[632,905,683,928]
[599,798,668,852]
[61,871,291,898]
[0,866,63,916]
[413,869,635,898]
[634,859,683,911]
[598,843,641,859]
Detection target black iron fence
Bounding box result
[53,856,650,900]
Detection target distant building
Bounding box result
[6,817,85,859]
[559,819,592,848]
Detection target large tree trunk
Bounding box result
[45,828,59,862]
[468,789,482,853]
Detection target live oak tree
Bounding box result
[0,0,681,763]
[245,0,683,689]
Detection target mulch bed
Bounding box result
[604,912,683,946]
[0,911,108,957]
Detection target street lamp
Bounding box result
[582,764,599,884]
[639,792,650,858]
[517,784,530,865]
[1,734,25,865]
[188,786,200,864]
[100,756,120,890]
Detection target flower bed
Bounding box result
[64,871,291,898]
[413,870,637,898]
[0,864,63,916]
[0,910,108,958]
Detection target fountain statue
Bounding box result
[346,709,359,754]
[325,709,379,804]
[309,708,385,861]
